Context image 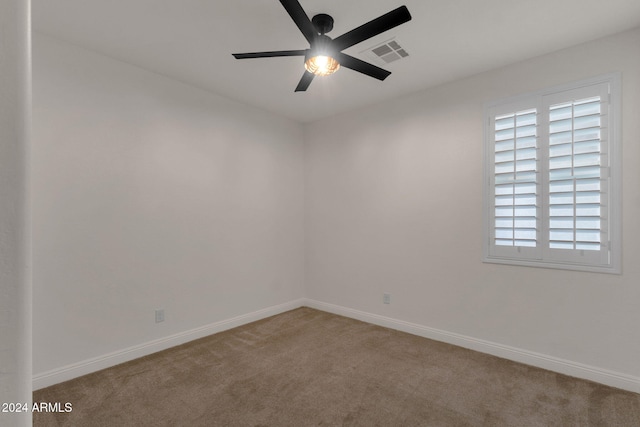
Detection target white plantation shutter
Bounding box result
[484,75,620,273]
[490,107,540,260]
[542,83,611,266]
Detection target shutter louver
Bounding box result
[493,109,538,248]
[548,96,603,252]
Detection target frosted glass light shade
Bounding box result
[304,55,340,76]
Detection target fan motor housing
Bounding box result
[312,14,334,35]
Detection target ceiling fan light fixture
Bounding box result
[304,54,340,76]
[304,34,340,76]
[231,2,412,91]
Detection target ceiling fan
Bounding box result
[232,0,412,92]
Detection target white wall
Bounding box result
[0,1,32,425]
[32,35,305,379]
[305,28,640,387]
[32,27,640,393]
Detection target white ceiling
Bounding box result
[33,0,640,123]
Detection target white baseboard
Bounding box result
[302,298,640,394]
[33,299,305,390]
[34,298,640,394]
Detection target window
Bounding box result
[483,74,620,273]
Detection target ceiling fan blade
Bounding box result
[280,0,317,44]
[295,71,315,92]
[332,6,412,51]
[232,50,307,59]
[335,53,391,81]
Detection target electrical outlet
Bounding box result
[383,293,391,304]
[155,309,165,323]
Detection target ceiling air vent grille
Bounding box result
[369,40,409,63]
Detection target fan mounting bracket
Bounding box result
[312,14,334,35]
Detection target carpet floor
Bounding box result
[33,307,640,426]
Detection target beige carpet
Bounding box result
[34,307,640,426]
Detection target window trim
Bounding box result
[482,73,621,274]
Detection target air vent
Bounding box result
[363,39,409,64]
